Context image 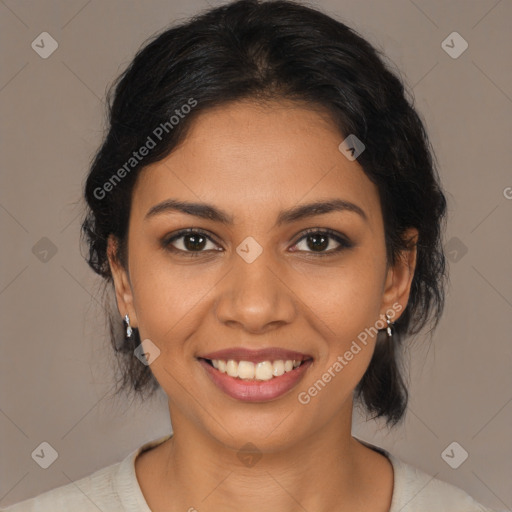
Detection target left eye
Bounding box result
[291,229,352,255]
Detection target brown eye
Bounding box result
[291,229,353,256]
[162,229,220,256]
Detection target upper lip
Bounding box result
[199,347,313,364]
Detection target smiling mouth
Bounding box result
[199,357,311,381]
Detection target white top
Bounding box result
[1,435,497,512]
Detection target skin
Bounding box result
[108,99,418,512]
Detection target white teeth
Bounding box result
[255,361,274,381]
[238,361,255,379]
[226,359,238,377]
[209,358,304,380]
[272,360,285,377]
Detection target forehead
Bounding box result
[132,100,382,229]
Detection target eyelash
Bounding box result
[161,228,353,258]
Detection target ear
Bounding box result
[379,227,418,321]
[107,235,138,328]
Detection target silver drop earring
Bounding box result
[124,314,133,339]
[385,313,394,338]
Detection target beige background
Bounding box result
[1,0,511,509]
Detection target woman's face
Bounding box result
[109,100,416,453]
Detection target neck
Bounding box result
[137,397,393,512]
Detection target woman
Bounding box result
[2,0,497,510]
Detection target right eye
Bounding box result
[162,228,222,257]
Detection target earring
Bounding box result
[124,314,133,339]
[385,313,394,338]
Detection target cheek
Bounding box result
[302,256,385,343]
[295,274,384,418]
[128,252,221,349]
[296,254,385,396]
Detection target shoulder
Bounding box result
[0,436,171,512]
[355,437,497,512]
[0,462,121,511]
[388,453,497,512]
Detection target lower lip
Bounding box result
[198,358,313,402]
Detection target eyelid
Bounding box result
[293,227,352,245]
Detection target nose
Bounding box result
[213,248,297,334]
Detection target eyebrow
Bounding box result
[145,198,368,226]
